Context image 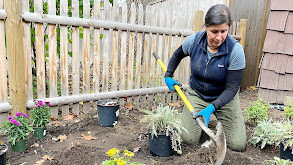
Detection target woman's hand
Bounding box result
[195,104,215,126]
[164,77,180,91]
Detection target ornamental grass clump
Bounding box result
[102,148,145,165]
[30,100,51,128]
[140,105,186,154]
[244,98,270,126]
[1,112,33,145]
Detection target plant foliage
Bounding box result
[249,119,283,149]
[30,100,52,128]
[140,105,186,154]
[250,119,293,154]
[1,112,33,145]
[102,148,144,165]
[284,105,293,120]
[265,157,293,165]
[244,98,270,125]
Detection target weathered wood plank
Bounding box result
[118,1,127,106]
[83,0,91,113]
[48,0,59,118]
[60,0,69,116]
[34,1,46,99]
[71,0,80,115]
[111,1,118,92]
[0,0,7,103]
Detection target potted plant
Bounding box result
[30,100,52,138]
[0,141,8,164]
[102,148,145,165]
[1,112,33,152]
[140,105,186,157]
[249,119,293,161]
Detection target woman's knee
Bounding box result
[227,138,247,151]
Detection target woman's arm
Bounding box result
[165,45,188,77]
[211,69,244,110]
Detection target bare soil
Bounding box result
[3,88,284,165]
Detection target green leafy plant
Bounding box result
[1,112,33,145]
[30,100,52,128]
[102,148,144,165]
[250,119,293,153]
[265,157,293,165]
[244,98,270,125]
[249,119,283,149]
[140,105,186,154]
[284,105,293,120]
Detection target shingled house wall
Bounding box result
[258,0,293,104]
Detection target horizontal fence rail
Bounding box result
[22,12,195,36]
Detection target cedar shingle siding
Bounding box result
[258,0,293,104]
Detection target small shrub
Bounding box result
[250,119,293,154]
[244,98,270,125]
[284,105,293,120]
[249,119,283,149]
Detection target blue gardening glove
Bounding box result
[195,104,215,126]
[164,77,180,91]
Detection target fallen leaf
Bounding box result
[58,135,67,142]
[78,134,97,140]
[101,140,106,143]
[168,101,181,107]
[87,131,91,134]
[34,159,45,165]
[133,147,141,152]
[52,136,59,141]
[31,143,39,147]
[34,150,37,154]
[63,114,76,120]
[125,102,135,110]
[42,155,54,160]
[50,117,58,121]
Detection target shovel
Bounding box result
[153,52,226,165]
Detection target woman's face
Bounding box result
[205,23,229,48]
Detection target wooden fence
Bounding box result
[0,0,246,121]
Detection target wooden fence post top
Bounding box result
[192,10,204,33]
[239,19,248,49]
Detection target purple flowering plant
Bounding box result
[1,112,33,145]
[30,100,51,128]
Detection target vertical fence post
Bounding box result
[5,0,26,115]
[239,19,248,49]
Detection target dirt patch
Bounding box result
[3,88,283,165]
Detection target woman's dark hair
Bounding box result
[204,4,232,27]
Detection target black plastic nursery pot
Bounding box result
[0,144,8,165]
[96,99,120,127]
[280,143,293,161]
[148,133,174,157]
[33,127,46,138]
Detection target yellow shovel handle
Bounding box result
[153,52,195,113]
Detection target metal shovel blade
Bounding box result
[196,118,226,165]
